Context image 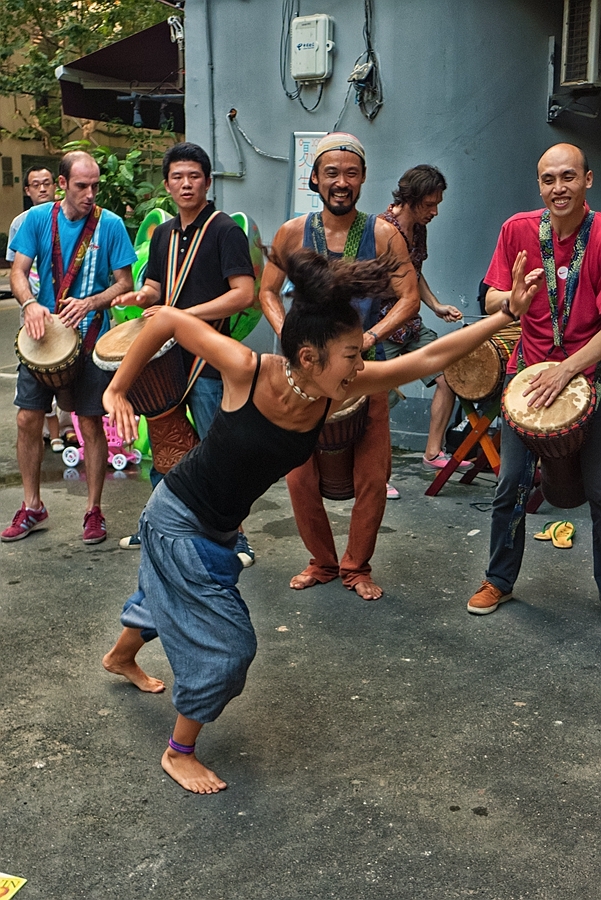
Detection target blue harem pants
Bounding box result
[120,482,257,723]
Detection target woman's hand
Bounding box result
[103,386,138,444]
[509,250,544,317]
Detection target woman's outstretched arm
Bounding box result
[103,306,255,442]
[353,251,543,397]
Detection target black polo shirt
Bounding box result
[146,202,254,378]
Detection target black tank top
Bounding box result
[165,356,331,534]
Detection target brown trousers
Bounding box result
[286,391,391,589]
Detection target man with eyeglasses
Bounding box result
[6,167,72,451]
[6,166,57,300]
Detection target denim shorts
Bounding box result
[14,352,112,416]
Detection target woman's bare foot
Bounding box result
[353,580,383,601]
[290,573,319,590]
[161,748,227,793]
[102,649,165,693]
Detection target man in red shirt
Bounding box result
[467,142,601,614]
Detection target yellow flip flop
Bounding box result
[534,520,563,541]
[551,521,575,549]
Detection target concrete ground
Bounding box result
[1,295,600,899]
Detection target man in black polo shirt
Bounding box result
[112,142,256,561]
[115,142,254,435]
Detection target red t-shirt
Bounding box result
[485,207,601,375]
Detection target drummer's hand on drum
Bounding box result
[103,386,138,444]
[523,364,572,409]
[23,302,52,341]
[509,250,544,317]
[113,282,160,309]
[58,295,93,330]
[111,290,142,308]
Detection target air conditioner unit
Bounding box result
[561,0,601,86]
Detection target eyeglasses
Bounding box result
[27,180,54,189]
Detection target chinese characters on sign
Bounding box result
[287,132,326,219]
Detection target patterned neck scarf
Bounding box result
[539,208,594,356]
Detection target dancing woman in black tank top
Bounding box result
[101,248,538,794]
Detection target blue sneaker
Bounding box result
[235,532,255,568]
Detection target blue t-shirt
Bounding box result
[10,202,137,338]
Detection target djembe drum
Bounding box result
[16,314,83,390]
[94,318,199,474]
[315,395,368,500]
[444,322,522,401]
[501,361,596,509]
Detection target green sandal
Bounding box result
[551,520,575,549]
[533,520,563,541]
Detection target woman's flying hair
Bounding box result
[279,248,398,367]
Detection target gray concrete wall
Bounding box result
[184,0,601,448]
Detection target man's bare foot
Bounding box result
[161,748,227,793]
[353,580,383,601]
[102,650,165,693]
[290,573,319,590]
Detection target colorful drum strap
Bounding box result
[51,201,103,351]
[308,210,368,259]
[151,209,222,418]
[165,210,220,308]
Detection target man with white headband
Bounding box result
[260,132,420,601]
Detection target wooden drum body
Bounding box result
[501,362,596,509]
[94,318,199,474]
[16,314,83,390]
[94,317,188,418]
[444,322,521,401]
[316,395,368,501]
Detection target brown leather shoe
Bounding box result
[467,580,512,615]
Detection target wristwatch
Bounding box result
[500,297,519,322]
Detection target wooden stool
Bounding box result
[425,397,500,497]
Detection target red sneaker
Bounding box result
[1,503,48,542]
[83,506,107,544]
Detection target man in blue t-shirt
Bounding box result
[3,150,137,545]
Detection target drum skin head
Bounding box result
[444,341,501,400]
[444,323,521,401]
[503,362,591,432]
[94,318,175,371]
[95,317,146,362]
[17,314,79,366]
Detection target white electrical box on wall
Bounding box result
[290,14,335,82]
